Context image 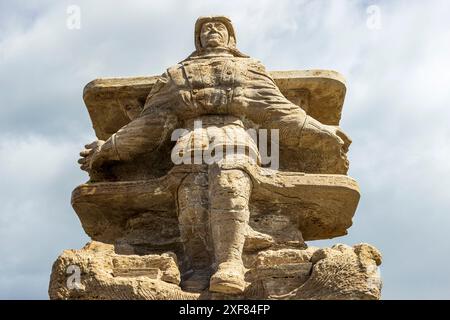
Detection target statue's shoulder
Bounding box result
[166,62,184,78]
[237,57,269,72]
[240,57,263,64]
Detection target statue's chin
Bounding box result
[203,39,224,48]
[203,45,229,52]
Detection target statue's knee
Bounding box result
[209,169,251,211]
[212,169,250,190]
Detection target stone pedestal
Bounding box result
[49,241,381,300]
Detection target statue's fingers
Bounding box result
[335,128,352,152]
[79,149,91,157]
[85,141,99,149]
[78,157,87,165]
[80,160,91,170]
[335,134,345,147]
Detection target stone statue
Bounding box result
[49,16,382,300]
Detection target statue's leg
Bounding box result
[208,166,252,294]
[177,171,213,292]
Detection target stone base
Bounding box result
[49,241,382,300]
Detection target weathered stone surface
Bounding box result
[72,165,360,245]
[49,242,381,300]
[50,15,382,299]
[84,70,346,141]
[254,248,317,267]
[48,241,197,300]
[273,243,383,300]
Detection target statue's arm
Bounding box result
[92,108,176,168]
[79,72,178,171]
[237,61,350,150]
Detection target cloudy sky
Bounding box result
[1,0,450,299]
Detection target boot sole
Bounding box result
[209,279,245,294]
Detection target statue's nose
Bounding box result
[210,25,221,33]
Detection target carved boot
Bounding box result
[209,217,248,294]
[208,168,252,294]
[209,261,246,294]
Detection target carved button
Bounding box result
[226,70,232,75]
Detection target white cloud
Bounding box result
[0,135,89,299]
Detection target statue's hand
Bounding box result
[301,117,351,153]
[323,125,352,153]
[78,140,105,172]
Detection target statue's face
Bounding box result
[200,21,229,49]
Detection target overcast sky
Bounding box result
[1,0,450,299]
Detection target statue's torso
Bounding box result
[166,56,273,118]
[165,57,267,167]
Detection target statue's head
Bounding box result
[191,16,248,58]
[199,21,229,49]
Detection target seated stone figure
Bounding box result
[77,16,353,295]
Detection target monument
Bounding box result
[49,16,382,300]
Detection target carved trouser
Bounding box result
[177,166,251,274]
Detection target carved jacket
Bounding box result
[144,55,306,127]
[97,54,313,172]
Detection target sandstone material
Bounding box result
[273,244,383,300]
[50,15,382,300]
[84,70,346,141]
[49,242,381,300]
[71,166,360,246]
[48,241,196,300]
